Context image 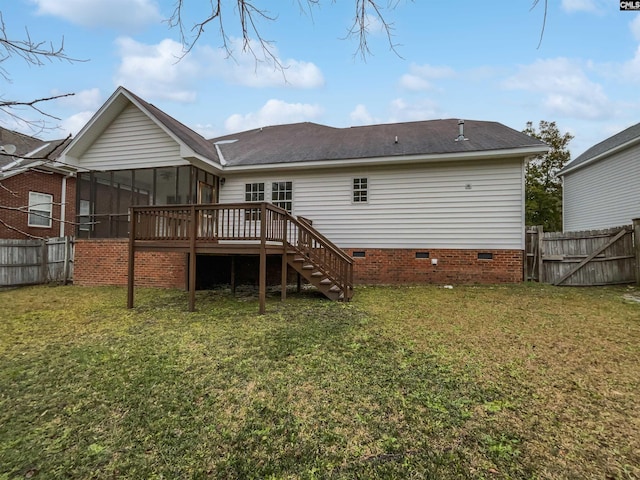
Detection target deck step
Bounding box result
[319,278,332,285]
[329,285,341,293]
[302,264,314,270]
[311,271,324,278]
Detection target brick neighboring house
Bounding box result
[0,128,75,239]
[61,87,548,294]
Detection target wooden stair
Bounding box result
[287,253,353,301]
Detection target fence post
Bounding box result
[537,225,544,284]
[40,239,48,284]
[634,218,640,286]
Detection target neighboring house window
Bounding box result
[28,192,53,228]
[272,181,292,213]
[245,183,264,221]
[353,178,368,203]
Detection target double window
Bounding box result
[244,181,293,214]
[28,192,53,228]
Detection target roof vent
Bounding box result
[455,119,468,142]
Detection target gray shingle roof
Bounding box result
[559,121,640,175]
[210,119,546,167]
[125,89,220,162]
[0,127,69,175]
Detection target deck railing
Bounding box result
[130,203,353,297]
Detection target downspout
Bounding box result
[59,174,67,237]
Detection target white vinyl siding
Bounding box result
[78,104,186,171]
[563,144,640,231]
[219,158,525,249]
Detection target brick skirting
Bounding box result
[73,240,523,287]
[346,248,523,284]
[74,239,186,288]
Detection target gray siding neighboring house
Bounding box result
[559,123,640,232]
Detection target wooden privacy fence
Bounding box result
[0,236,74,287]
[525,222,638,286]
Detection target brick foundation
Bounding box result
[74,239,186,288]
[73,240,523,288]
[346,248,523,284]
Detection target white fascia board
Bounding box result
[559,136,640,177]
[220,145,549,174]
[180,149,225,174]
[62,87,130,159]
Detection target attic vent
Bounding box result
[455,119,468,142]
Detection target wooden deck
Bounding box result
[127,203,353,313]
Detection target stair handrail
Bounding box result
[265,204,353,298]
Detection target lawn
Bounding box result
[0,283,638,479]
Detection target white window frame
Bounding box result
[271,181,293,213]
[28,191,53,228]
[352,177,368,203]
[245,183,264,221]
[245,182,265,202]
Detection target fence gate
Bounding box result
[0,236,74,287]
[525,225,636,286]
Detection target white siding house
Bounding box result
[560,123,640,232]
[219,158,526,250]
[61,86,548,287]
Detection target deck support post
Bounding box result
[281,216,288,301]
[188,205,197,312]
[127,207,135,309]
[231,256,236,296]
[634,218,640,286]
[259,203,267,314]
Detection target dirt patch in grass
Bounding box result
[0,284,638,479]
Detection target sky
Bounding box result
[2,0,640,159]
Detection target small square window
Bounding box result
[352,251,366,258]
[478,252,493,260]
[353,178,368,203]
[415,252,430,259]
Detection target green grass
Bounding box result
[0,284,639,479]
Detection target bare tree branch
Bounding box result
[531,0,548,49]
[167,0,402,68]
[0,217,43,239]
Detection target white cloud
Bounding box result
[399,63,455,91]
[224,99,323,132]
[349,104,377,125]
[388,98,441,123]
[193,124,221,139]
[54,88,103,110]
[201,38,324,89]
[504,58,611,119]
[30,0,161,32]
[61,111,96,136]
[115,37,199,102]
[631,15,640,42]
[561,0,601,13]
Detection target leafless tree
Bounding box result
[0,10,84,238]
[0,11,84,133]
[168,0,548,63]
